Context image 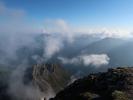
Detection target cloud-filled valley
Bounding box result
[1,1,133,100]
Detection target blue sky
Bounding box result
[1,0,133,36]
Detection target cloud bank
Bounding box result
[42,19,133,59]
[44,36,64,59]
[43,19,75,59]
[58,54,110,67]
[0,1,133,38]
[43,19,133,39]
[0,2,132,60]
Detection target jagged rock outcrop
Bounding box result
[32,63,70,93]
[50,67,133,100]
[0,63,70,100]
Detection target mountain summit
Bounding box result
[50,67,133,100]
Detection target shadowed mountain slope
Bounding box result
[50,67,133,100]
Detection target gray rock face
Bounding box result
[32,64,70,93]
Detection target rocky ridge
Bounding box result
[50,67,133,100]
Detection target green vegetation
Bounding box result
[112,90,129,100]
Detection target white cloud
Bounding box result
[79,54,110,67]
[43,19,133,39]
[58,57,79,64]
[43,19,75,42]
[42,19,75,59]
[42,19,133,59]
[44,19,70,34]
[74,26,133,38]
[58,54,110,67]
[44,36,64,59]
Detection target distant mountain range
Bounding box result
[82,37,133,67]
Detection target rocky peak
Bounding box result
[51,67,133,100]
[33,63,58,77]
[32,63,70,93]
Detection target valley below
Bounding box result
[0,63,133,100]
